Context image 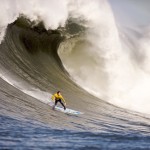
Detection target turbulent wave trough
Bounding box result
[0,0,150,149]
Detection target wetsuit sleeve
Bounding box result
[61,96,66,104]
[51,94,55,101]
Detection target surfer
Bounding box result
[51,91,66,110]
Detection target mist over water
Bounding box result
[0,0,150,115]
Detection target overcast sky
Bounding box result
[108,0,150,27]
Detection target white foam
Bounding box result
[0,71,51,104]
[58,0,150,115]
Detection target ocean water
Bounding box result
[0,0,150,149]
[1,115,150,150]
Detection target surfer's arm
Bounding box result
[61,96,66,105]
[51,94,55,101]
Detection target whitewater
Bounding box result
[0,0,150,149]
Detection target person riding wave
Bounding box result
[51,91,66,110]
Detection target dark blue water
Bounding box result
[1,115,150,150]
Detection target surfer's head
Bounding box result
[57,91,60,95]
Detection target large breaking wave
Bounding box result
[0,0,150,115]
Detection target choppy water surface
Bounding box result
[1,115,150,150]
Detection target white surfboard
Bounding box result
[49,101,83,115]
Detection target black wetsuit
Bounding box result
[55,99,66,110]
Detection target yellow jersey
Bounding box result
[51,93,66,103]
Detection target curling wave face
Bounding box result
[0,0,150,115]
[0,16,150,132]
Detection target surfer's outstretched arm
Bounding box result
[51,95,54,101]
[61,97,66,105]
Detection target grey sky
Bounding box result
[108,0,150,26]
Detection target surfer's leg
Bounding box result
[55,99,59,105]
[53,99,58,110]
[59,100,66,110]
